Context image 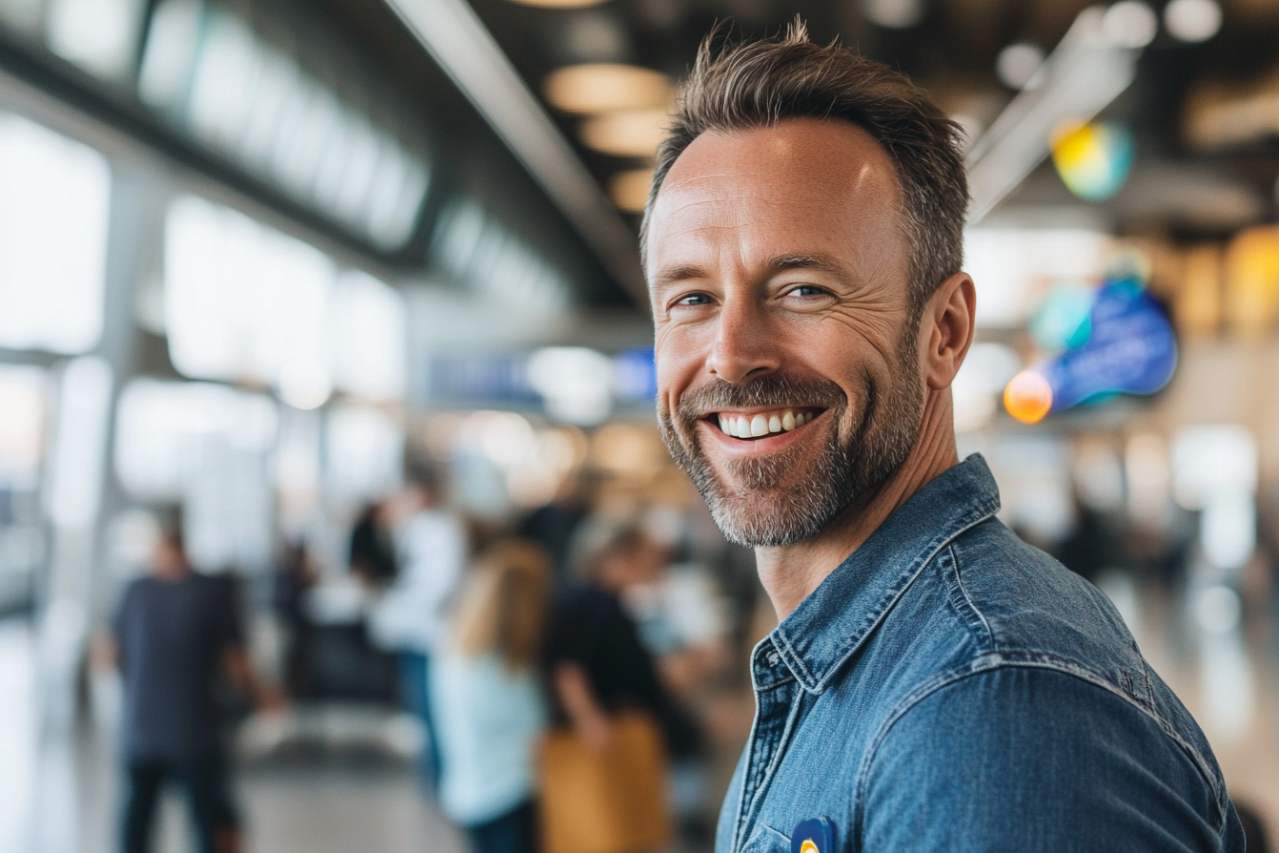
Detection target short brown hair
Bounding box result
[643,22,968,312]
[452,539,552,671]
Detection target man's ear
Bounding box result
[922,272,976,391]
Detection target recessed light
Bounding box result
[580,108,669,157]
[609,168,653,213]
[1165,0,1221,43]
[544,64,672,114]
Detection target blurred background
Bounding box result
[4,0,1279,851]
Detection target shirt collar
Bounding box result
[765,454,1001,694]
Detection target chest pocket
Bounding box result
[741,823,791,853]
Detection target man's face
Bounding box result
[646,118,925,547]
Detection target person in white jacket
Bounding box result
[368,465,467,787]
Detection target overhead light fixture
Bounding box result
[996,42,1045,91]
[609,168,653,213]
[1101,1,1158,49]
[580,108,668,157]
[506,0,609,8]
[1165,0,1221,43]
[966,6,1149,221]
[863,0,925,29]
[544,64,671,114]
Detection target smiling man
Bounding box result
[644,25,1244,853]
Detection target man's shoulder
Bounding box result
[881,517,1225,789]
[939,517,1141,672]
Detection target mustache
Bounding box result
[675,374,846,420]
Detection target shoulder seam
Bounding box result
[947,542,995,653]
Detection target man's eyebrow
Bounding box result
[769,254,845,274]
[651,265,706,290]
[649,254,846,291]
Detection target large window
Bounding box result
[0,114,110,354]
[115,379,277,571]
[164,195,407,408]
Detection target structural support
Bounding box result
[384,0,648,305]
[967,7,1145,223]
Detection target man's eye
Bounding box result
[789,284,827,297]
[676,293,713,306]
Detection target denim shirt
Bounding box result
[718,455,1245,853]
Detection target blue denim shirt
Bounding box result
[718,455,1245,853]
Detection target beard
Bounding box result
[658,353,924,548]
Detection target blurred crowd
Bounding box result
[97,453,759,853]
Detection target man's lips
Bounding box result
[703,406,825,440]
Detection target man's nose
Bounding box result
[706,299,781,383]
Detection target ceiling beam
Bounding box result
[967,6,1146,223]
[383,0,649,306]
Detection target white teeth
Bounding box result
[718,409,818,438]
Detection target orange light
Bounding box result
[1004,371,1053,424]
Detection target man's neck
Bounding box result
[755,393,959,621]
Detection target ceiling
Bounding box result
[331,0,1279,301]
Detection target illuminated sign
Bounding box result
[1005,280,1177,423]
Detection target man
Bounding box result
[102,521,278,853]
[644,25,1244,853]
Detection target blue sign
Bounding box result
[1041,280,1176,412]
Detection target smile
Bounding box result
[710,408,822,440]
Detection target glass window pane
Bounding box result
[0,115,110,354]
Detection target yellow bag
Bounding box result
[538,711,672,853]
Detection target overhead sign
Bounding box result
[1005,280,1177,424]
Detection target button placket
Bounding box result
[734,641,801,853]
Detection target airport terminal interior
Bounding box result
[8,0,1279,850]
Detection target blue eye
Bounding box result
[791,285,826,297]
[676,293,713,306]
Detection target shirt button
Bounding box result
[766,650,780,666]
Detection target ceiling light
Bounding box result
[580,108,669,157]
[609,168,653,213]
[544,64,672,114]
[863,0,925,29]
[1165,0,1221,43]
[1101,1,1157,48]
[996,43,1045,90]
[505,0,609,8]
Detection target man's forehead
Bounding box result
[658,118,899,198]
[645,119,907,275]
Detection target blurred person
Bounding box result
[348,498,399,586]
[545,516,701,764]
[516,472,593,583]
[432,540,552,853]
[271,540,319,699]
[99,519,280,853]
[644,24,1245,853]
[368,463,467,787]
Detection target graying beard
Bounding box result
[658,369,922,548]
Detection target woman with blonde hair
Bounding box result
[431,539,552,853]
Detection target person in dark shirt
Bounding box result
[101,522,278,853]
[348,499,399,586]
[544,517,700,758]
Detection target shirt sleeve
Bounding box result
[862,665,1237,853]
